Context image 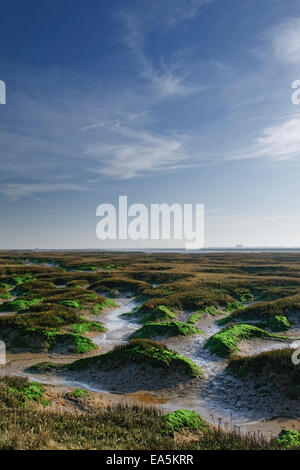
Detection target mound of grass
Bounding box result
[0,283,13,290]
[227,348,300,378]
[164,409,208,434]
[205,324,288,357]
[0,293,12,300]
[130,321,203,339]
[0,298,44,312]
[72,266,97,271]
[0,308,81,330]
[66,339,202,377]
[2,323,97,354]
[59,300,81,309]
[68,334,97,353]
[188,306,222,324]
[268,315,291,332]
[220,295,300,325]
[90,277,148,293]
[92,298,119,314]
[188,311,203,324]
[276,429,300,449]
[0,376,47,407]
[139,290,233,315]
[13,274,37,285]
[226,301,244,312]
[72,320,106,334]
[234,289,255,303]
[138,305,177,323]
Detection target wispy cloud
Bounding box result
[0,183,87,201]
[84,123,195,178]
[117,0,212,98]
[228,114,300,162]
[271,17,300,64]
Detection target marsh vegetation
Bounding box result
[0,250,300,449]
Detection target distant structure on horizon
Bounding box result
[235,244,243,248]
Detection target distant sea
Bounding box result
[15,247,300,253]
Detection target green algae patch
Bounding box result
[0,298,44,312]
[139,305,176,324]
[45,331,97,354]
[1,377,48,406]
[205,324,288,357]
[276,429,300,449]
[72,388,89,398]
[13,274,37,285]
[226,301,244,312]
[66,339,203,377]
[130,321,203,339]
[93,298,119,314]
[72,320,106,334]
[70,334,98,353]
[268,315,291,332]
[123,305,177,323]
[188,306,221,324]
[6,326,98,354]
[59,300,81,309]
[71,266,97,271]
[0,293,13,300]
[163,409,208,434]
[188,311,203,324]
[23,382,44,401]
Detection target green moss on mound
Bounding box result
[72,320,106,334]
[59,300,81,309]
[188,311,203,324]
[188,305,222,324]
[276,429,300,449]
[130,321,203,339]
[219,295,300,326]
[72,388,89,398]
[0,298,44,312]
[3,325,97,354]
[0,293,12,300]
[71,334,97,353]
[205,324,288,357]
[226,301,244,312]
[13,274,36,285]
[0,376,47,407]
[268,315,291,332]
[65,339,202,376]
[139,305,176,323]
[164,409,208,434]
[92,298,119,314]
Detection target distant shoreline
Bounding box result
[2,248,300,253]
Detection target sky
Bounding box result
[1,0,300,248]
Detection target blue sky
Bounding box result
[1,0,300,248]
